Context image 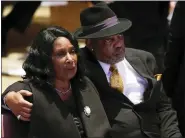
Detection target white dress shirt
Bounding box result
[98,58,148,105]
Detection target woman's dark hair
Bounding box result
[22,26,84,86]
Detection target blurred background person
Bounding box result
[167,1,177,24]
[162,1,185,136]
[1,1,41,57]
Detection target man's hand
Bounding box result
[4,90,33,121]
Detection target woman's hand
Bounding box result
[4,90,33,121]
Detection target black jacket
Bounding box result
[81,47,182,138]
[2,77,111,138]
[162,1,185,136]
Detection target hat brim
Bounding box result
[74,18,132,39]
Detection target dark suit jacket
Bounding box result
[162,1,185,136]
[1,77,111,138]
[2,1,41,32]
[81,47,182,138]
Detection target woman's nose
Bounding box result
[66,53,73,63]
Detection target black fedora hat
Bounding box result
[74,2,132,39]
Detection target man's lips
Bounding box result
[115,48,124,54]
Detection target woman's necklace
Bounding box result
[56,84,72,95]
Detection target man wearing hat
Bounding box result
[91,1,170,74]
[2,2,182,138]
[75,3,182,138]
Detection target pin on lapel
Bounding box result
[84,106,91,117]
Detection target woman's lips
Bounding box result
[66,65,76,70]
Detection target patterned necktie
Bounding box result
[109,65,124,93]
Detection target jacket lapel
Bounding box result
[82,47,110,88]
[125,52,157,103]
[72,78,111,138]
[82,47,134,104]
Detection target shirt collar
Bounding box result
[98,60,110,75]
[98,58,127,75]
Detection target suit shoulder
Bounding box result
[125,48,157,74]
[125,48,155,61]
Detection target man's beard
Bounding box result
[102,54,125,64]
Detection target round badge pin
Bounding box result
[84,106,91,117]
